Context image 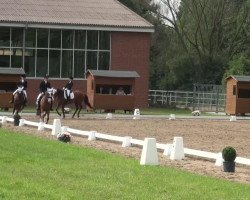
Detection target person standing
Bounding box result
[9,74,28,106]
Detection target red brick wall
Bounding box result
[26,31,151,108]
[111,32,151,108]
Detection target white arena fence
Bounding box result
[0,115,249,166]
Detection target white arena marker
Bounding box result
[51,119,61,135]
[106,113,112,119]
[19,119,25,126]
[163,144,173,156]
[140,138,159,165]
[170,137,184,160]
[169,114,176,120]
[38,122,44,131]
[88,131,96,141]
[215,152,223,166]
[122,136,132,147]
[230,115,237,121]
[133,108,140,119]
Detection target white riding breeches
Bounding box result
[13,89,27,99]
[36,93,44,104]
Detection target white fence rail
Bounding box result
[0,116,249,166]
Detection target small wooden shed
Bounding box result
[0,67,25,109]
[226,75,250,115]
[86,70,140,111]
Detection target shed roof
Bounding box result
[0,67,25,75]
[86,70,140,78]
[0,0,154,32]
[227,75,250,82]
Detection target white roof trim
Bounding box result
[0,22,154,33]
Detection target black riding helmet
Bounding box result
[21,74,26,78]
[69,76,73,80]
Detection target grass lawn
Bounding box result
[0,128,249,200]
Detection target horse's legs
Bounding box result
[72,104,79,118]
[62,104,66,119]
[46,112,49,124]
[77,104,82,118]
[56,104,61,116]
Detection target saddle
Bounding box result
[64,90,74,100]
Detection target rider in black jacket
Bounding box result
[64,76,73,101]
[36,74,52,111]
[9,74,28,106]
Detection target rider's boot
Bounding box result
[24,98,27,106]
[50,101,53,111]
[9,95,14,104]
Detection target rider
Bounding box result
[9,74,28,106]
[63,76,73,102]
[36,74,53,111]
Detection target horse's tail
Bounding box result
[83,94,93,109]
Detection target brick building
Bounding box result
[0,0,154,107]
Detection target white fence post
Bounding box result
[52,119,61,135]
[170,137,184,160]
[163,144,173,156]
[133,109,140,119]
[38,122,45,131]
[106,113,112,119]
[122,136,132,147]
[88,131,96,141]
[2,116,7,124]
[140,138,159,165]
[19,119,25,126]
[169,114,176,120]
[215,152,223,166]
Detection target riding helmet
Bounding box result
[69,76,73,80]
[21,74,26,78]
[44,74,49,78]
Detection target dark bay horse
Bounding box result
[53,89,92,118]
[40,90,53,124]
[13,91,25,115]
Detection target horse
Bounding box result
[53,89,93,118]
[40,89,54,124]
[12,90,25,115]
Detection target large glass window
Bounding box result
[25,29,36,48]
[87,31,98,50]
[37,29,48,48]
[50,30,61,49]
[99,31,110,50]
[11,28,23,47]
[75,30,86,50]
[86,51,97,70]
[11,48,22,67]
[98,52,110,70]
[61,50,73,78]
[0,27,110,78]
[74,51,85,78]
[0,48,10,67]
[62,30,73,49]
[36,49,48,77]
[49,50,61,78]
[24,49,35,76]
[0,27,10,47]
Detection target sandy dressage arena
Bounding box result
[3,114,250,184]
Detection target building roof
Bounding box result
[227,75,250,82]
[87,70,140,78]
[0,0,154,32]
[0,67,25,75]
